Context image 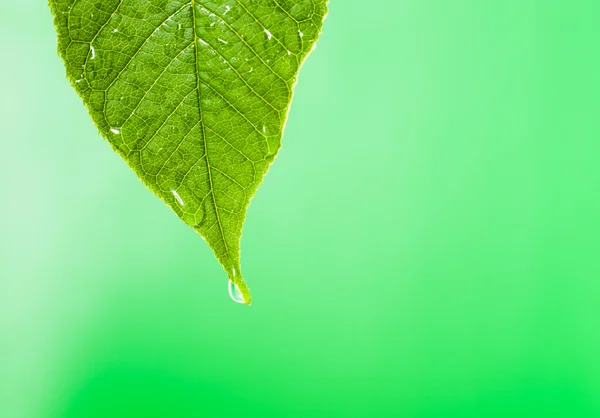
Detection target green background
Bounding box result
[1,1,600,417]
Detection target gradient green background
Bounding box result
[2,1,600,417]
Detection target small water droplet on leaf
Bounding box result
[171,189,184,206]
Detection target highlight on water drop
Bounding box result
[228,280,245,304]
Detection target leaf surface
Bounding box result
[49,0,327,304]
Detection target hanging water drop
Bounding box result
[228,280,245,304]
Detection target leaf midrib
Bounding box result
[190,0,230,262]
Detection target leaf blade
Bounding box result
[50,0,327,303]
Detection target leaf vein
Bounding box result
[197,36,282,114]
[201,80,271,153]
[199,3,291,89]
[192,1,230,261]
[116,41,194,128]
[102,3,192,96]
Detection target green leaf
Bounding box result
[49,0,327,304]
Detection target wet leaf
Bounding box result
[49,0,328,304]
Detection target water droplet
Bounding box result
[90,45,96,59]
[298,30,304,37]
[172,189,184,206]
[112,29,118,33]
[224,5,231,15]
[228,280,245,304]
[264,29,272,40]
[217,38,227,44]
[248,67,253,73]
[110,128,121,135]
